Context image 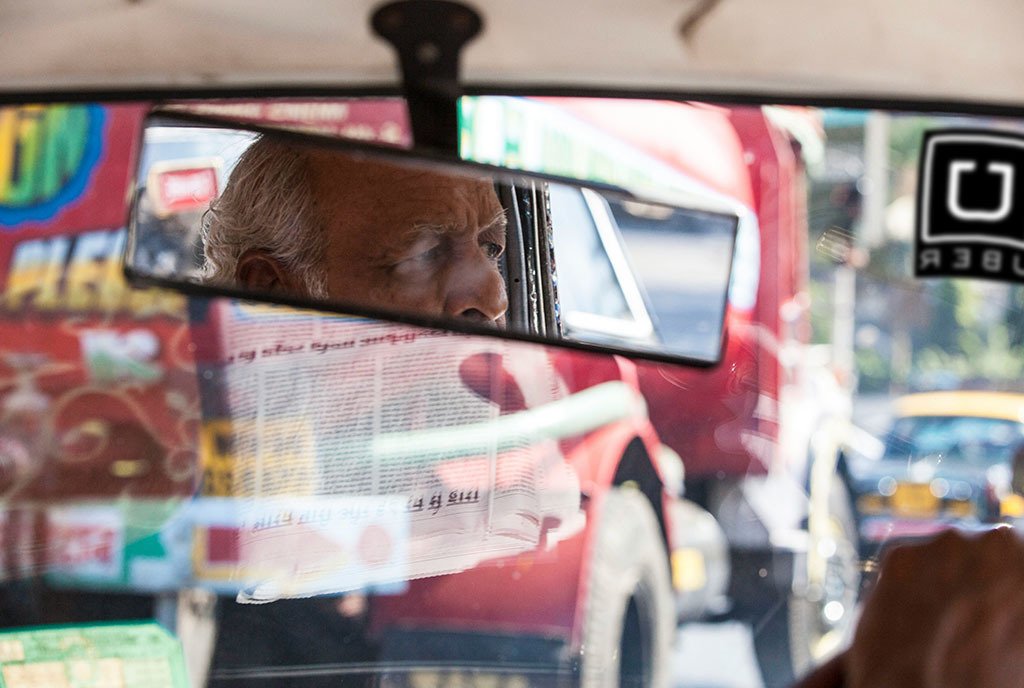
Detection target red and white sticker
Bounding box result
[147,159,220,218]
[46,506,123,580]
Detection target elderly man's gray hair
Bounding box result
[201,135,329,298]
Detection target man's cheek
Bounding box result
[383,275,442,315]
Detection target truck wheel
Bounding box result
[580,487,674,688]
[753,475,860,687]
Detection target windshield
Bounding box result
[2,97,1024,688]
[884,416,1024,467]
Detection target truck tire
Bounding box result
[580,487,674,688]
[752,475,860,687]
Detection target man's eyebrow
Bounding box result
[374,210,507,264]
[480,209,508,233]
[407,209,508,237]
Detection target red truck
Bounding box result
[459,96,858,680]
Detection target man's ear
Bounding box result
[235,250,307,296]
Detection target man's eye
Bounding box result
[391,241,443,276]
[417,243,444,262]
[483,241,505,260]
[403,240,443,265]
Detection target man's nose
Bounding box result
[443,255,508,324]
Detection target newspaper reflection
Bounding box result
[189,298,615,601]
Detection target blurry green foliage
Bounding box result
[915,323,1024,388]
[855,347,892,393]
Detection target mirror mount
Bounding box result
[371,0,482,153]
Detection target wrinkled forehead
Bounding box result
[299,147,506,259]
[307,148,500,222]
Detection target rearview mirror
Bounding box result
[125,111,738,366]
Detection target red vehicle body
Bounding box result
[514,98,812,481]
[456,97,849,676]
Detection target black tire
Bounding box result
[752,475,860,687]
[579,487,674,688]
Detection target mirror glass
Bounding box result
[126,114,738,365]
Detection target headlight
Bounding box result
[945,499,976,518]
[1000,493,1024,519]
[857,494,886,514]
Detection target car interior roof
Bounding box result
[1,0,1023,107]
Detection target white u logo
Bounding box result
[947,159,1014,222]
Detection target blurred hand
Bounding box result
[849,527,1024,688]
[797,528,1024,688]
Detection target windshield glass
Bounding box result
[2,97,1024,688]
[884,416,1024,466]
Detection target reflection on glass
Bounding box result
[549,183,736,361]
[1,291,687,687]
[128,119,736,365]
[610,196,736,362]
[191,298,587,601]
[549,184,633,324]
[9,96,1024,688]
[135,130,511,328]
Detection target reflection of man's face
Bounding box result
[309,151,508,325]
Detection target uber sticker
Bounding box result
[916,129,1024,282]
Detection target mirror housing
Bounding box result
[125,108,739,366]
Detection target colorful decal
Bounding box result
[0,622,189,688]
[80,330,163,384]
[0,105,106,227]
[46,505,124,581]
[44,501,192,592]
[2,229,184,317]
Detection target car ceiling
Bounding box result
[1,0,1023,107]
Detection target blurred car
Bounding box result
[846,391,1024,553]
